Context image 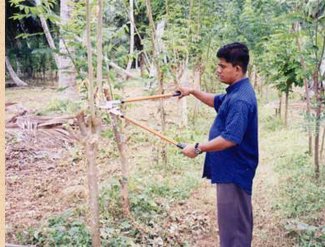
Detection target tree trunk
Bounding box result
[313,70,321,179]
[103,88,130,216]
[35,0,60,69]
[126,0,134,73]
[121,0,151,70]
[86,0,101,245]
[253,65,258,90]
[320,126,325,160]
[96,0,103,100]
[5,56,27,86]
[59,0,76,94]
[145,0,167,165]
[197,0,201,39]
[285,83,289,128]
[278,92,282,118]
[295,23,313,155]
[85,141,101,247]
[181,65,189,128]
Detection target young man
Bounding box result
[178,42,258,247]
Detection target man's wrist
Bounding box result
[198,142,207,153]
[194,143,203,154]
[189,88,196,95]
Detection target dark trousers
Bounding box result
[217,183,253,247]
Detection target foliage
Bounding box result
[275,153,325,246]
[16,211,92,246]
[259,104,325,247]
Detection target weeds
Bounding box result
[261,112,325,246]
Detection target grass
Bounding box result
[259,105,325,247]
[7,85,325,246]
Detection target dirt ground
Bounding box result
[5,85,295,246]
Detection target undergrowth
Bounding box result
[14,99,212,246]
[260,107,325,247]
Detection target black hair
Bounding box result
[217,42,250,74]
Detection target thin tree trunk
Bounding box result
[165,0,168,15]
[145,0,167,165]
[253,66,258,90]
[59,0,76,93]
[259,74,264,99]
[126,0,134,73]
[97,0,103,100]
[197,0,201,39]
[35,0,60,69]
[181,65,189,127]
[103,88,130,216]
[5,56,27,86]
[320,126,325,159]
[313,70,321,179]
[278,92,282,119]
[121,0,151,68]
[179,0,193,128]
[295,23,313,155]
[285,83,289,128]
[86,0,100,245]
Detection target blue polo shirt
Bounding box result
[202,78,258,195]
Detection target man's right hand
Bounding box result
[177,87,193,99]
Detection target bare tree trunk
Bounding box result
[103,88,130,216]
[285,83,289,128]
[320,126,325,160]
[97,0,103,100]
[35,0,60,69]
[181,65,189,127]
[86,0,101,245]
[5,56,27,86]
[126,0,134,73]
[259,74,264,99]
[197,0,201,39]
[253,65,258,90]
[59,0,76,94]
[313,70,321,179]
[121,0,151,69]
[295,23,313,155]
[146,0,167,165]
[278,92,282,118]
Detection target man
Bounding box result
[178,42,258,247]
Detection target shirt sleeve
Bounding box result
[221,100,249,144]
[214,94,226,112]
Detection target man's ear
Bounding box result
[235,65,241,72]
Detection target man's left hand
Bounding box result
[181,144,198,158]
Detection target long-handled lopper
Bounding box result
[99,91,181,110]
[99,91,186,149]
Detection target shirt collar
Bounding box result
[226,77,249,93]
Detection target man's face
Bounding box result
[216,58,240,85]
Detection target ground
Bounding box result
[5,84,302,246]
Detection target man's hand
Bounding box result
[181,144,198,158]
[177,87,193,99]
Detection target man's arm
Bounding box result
[199,136,236,152]
[182,136,236,158]
[178,87,215,107]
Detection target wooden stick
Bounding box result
[122,115,178,146]
[123,93,178,103]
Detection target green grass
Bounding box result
[259,105,325,247]
[11,86,324,246]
